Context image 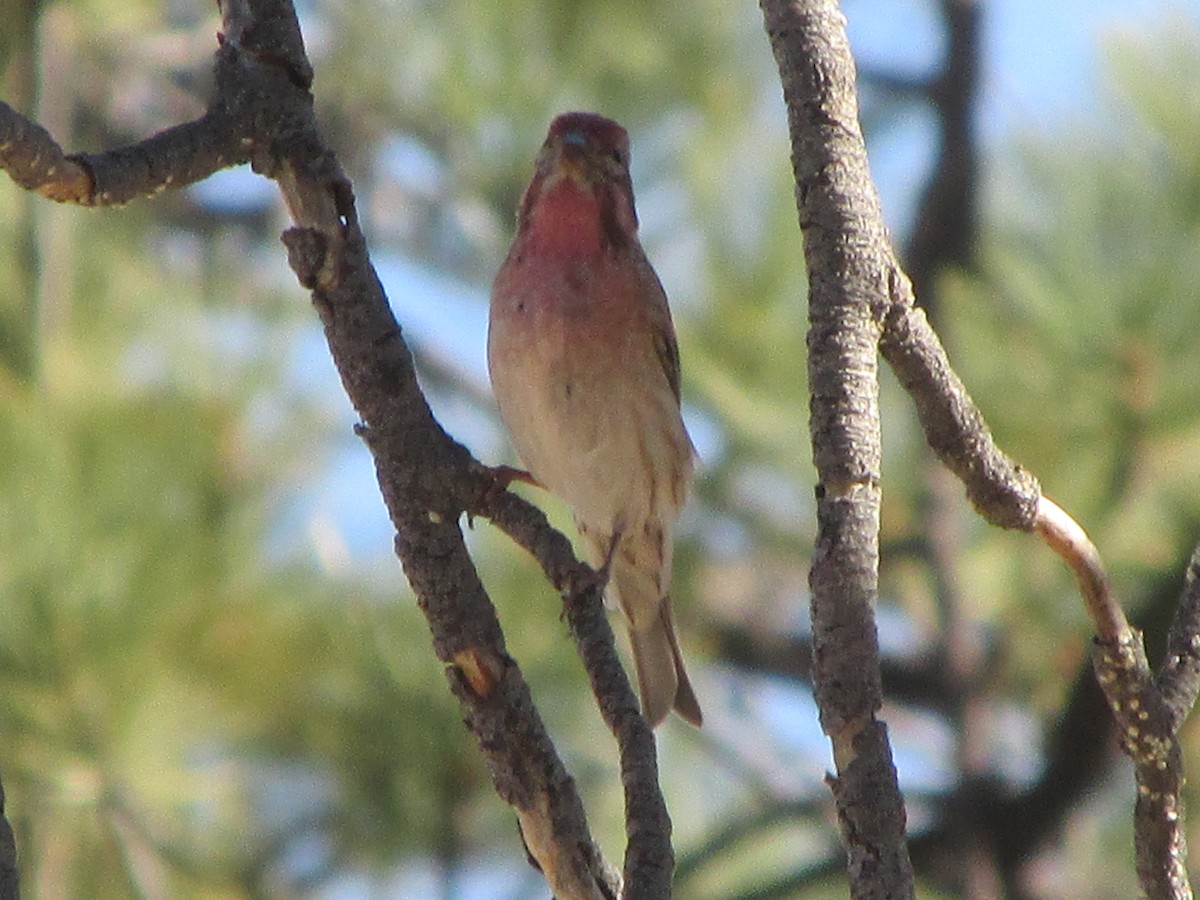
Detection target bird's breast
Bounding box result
[488,260,688,531]
[522,178,609,260]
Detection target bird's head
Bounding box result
[540,112,631,186]
[515,112,640,253]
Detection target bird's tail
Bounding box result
[583,524,702,728]
[628,597,702,728]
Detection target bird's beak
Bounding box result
[548,136,591,185]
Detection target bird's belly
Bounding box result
[490,336,684,533]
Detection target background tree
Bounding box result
[2,0,1200,897]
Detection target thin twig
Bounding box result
[0,101,246,206]
[474,485,672,897]
[1034,496,1129,641]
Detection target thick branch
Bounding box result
[760,0,913,896]
[221,14,622,900]
[760,2,1197,898]
[1,1,683,894]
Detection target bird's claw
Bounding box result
[489,464,542,492]
[570,528,621,606]
[467,464,543,527]
[597,529,622,586]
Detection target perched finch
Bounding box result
[488,112,702,728]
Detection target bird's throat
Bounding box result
[522,179,611,259]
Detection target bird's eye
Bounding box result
[611,148,625,165]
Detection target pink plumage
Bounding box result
[488,112,702,728]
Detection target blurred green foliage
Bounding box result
[3,1,1200,898]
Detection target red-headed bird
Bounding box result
[488,112,702,728]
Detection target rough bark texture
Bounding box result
[759,1,1198,898]
[1085,548,1200,900]
[760,1,914,896]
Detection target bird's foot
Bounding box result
[572,528,622,603]
[487,464,542,493]
[596,529,622,587]
[467,464,542,525]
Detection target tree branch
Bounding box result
[0,102,246,206]
[761,1,1198,897]
[215,2,641,894]
[0,0,679,895]
[0,777,14,900]
[1034,496,1128,641]
[878,300,1041,529]
[1086,548,1200,900]
[760,1,914,896]
[864,37,1197,900]
[1030,501,1193,899]
[472,487,673,896]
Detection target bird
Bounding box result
[487,111,702,728]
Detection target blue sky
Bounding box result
[849,0,1196,233]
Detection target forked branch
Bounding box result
[0,1,675,896]
[761,0,1198,896]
